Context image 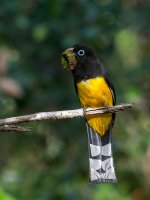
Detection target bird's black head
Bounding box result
[61,43,103,82]
[61,43,97,70]
[73,43,97,64]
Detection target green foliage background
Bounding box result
[0,0,150,199]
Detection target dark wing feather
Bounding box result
[103,68,116,127]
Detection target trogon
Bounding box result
[61,43,117,184]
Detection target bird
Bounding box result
[61,43,117,184]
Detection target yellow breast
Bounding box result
[77,77,113,136]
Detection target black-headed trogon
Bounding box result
[61,43,117,184]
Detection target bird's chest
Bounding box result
[76,77,113,108]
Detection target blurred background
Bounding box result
[0,0,150,199]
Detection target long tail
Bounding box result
[86,123,117,184]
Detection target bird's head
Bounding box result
[61,43,96,70]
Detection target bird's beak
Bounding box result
[61,48,77,70]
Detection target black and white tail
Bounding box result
[86,123,117,184]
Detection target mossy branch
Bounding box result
[0,103,133,132]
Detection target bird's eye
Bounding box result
[77,49,85,56]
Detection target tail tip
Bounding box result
[89,178,118,184]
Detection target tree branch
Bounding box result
[0,125,30,132]
[0,103,133,130]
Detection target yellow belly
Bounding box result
[77,77,113,136]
